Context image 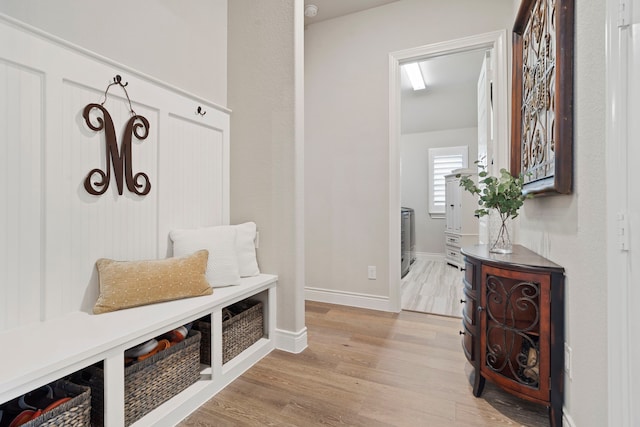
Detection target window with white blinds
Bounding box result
[428,146,468,215]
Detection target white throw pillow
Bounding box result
[170,226,240,287]
[235,222,260,277]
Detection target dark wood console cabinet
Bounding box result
[460,244,565,427]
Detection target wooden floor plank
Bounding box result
[179,301,548,427]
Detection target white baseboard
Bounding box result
[415,252,445,262]
[274,327,308,354]
[305,287,391,311]
[563,409,576,427]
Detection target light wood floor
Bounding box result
[179,301,548,427]
[401,258,464,317]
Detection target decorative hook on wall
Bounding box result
[196,106,207,116]
[113,74,128,87]
[101,74,136,115]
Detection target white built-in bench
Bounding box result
[0,14,276,426]
[0,274,277,426]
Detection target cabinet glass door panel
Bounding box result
[480,265,551,401]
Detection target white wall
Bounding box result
[516,0,607,425]
[401,127,477,254]
[0,0,227,105]
[305,0,514,300]
[228,0,305,338]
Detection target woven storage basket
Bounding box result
[19,380,91,427]
[193,300,263,365]
[70,329,200,427]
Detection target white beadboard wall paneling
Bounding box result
[0,60,43,331]
[158,113,228,257]
[0,14,230,327]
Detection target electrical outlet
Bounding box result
[564,342,572,380]
[367,266,377,280]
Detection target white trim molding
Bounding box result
[0,14,230,114]
[274,327,308,354]
[293,0,307,337]
[388,30,509,315]
[305,287,391,312]
[605,0,633,425]
[563,410,577,427]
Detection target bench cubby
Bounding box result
[0,380,91,427]
[193,297,265,366]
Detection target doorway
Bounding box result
[399,49,485,316]
[388,31,510,313]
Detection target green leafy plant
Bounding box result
[457,163,531,252]
[457,163,531,221]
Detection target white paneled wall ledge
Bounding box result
[0,13,279,427]
[0,14,231,115]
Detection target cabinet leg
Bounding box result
[472,371,485,397]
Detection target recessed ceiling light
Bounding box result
[402,62,426,91]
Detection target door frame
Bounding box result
[605,0,633,424]
[388,31,509,311]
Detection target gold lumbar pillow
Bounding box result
[93,249,212,314]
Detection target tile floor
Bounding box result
[401,258,464,317]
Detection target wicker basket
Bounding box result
[193,299,264,365]
[70,329,200,427]
[19,380,91,427]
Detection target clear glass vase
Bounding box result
[488,210,513,254]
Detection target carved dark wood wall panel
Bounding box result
[511,0,574,195]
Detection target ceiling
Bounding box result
[303,0,400,25]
